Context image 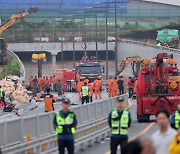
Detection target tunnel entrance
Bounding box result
[56,50,115,61]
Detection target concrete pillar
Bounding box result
[52,55,56,63]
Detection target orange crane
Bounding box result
[0,7,38,64]
[0,7,38,35]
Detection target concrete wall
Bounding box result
[117,42,180,67]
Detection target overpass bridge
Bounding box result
[8,42,115,62]
[1,41,180,153]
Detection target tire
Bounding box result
[137,114,150,123]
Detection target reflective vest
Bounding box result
[175,111,180,129]
[0,88,3,98]
[81,86,89,97]
[111,109,129,135]
[55,112,75,135]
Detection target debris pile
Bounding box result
[0,76,30,104]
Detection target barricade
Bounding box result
[0,94,128,153]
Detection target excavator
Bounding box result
[0,7,39,64]
[118,55,144,76]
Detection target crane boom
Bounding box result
[118,55,143,74]
[0,7,38,35]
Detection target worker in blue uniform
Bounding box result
[53,98,77,154]
[108,96,131,154]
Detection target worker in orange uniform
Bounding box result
[134,78,138,95]
[112,77,118,97]
[88,81,94,102]
[41,88,55,112]
[93,78,102,99]
[29,76,33,90]
[107,77,113,98]
[38,76,43,91]
[76,79,84,101]
[45,77,50,88]
[128,77,134,98]
[84,77,89,84]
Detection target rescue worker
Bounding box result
[170,101,180,130]
[41,88,55,112]
[87,81,94,102]
[157,42,161,47]
[128,77,134,98]
[108,96,131,154]
[107,77,113,98]
[56,80,63,97]
[93,78,102,99]
[81,82,89,104]
[33,76,38,85]
[76,79,84,101]
[112,77,118,97]
[84,77,89,84]
[29,76,33,89]
[38,76,43,91]
[53,98,77,154]
[0,85,5,104]
[169,131,180,154]
[117,76,125,95]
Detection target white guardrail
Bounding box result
[124,39,180,54]
[0,94,128,154]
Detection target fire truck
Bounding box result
[52,55,104,92]
[52,69,76,92]
[75,55,104,83]
[137,53,180,122]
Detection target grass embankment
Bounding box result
[0,58,20,80]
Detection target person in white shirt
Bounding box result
[151,110,177,154]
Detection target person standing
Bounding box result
[76,79,84,101]
[108,97,131,154]
[81,82,89,104]
[53,98,77,154]
[117,76,125,95]
[107,77,113,98]
[93,78,102,99]
[112,77,118,97]
[56,80,63,97]
[128,77,134,98]
[29,76,33,89]
[151,110,177,154]
[41,88,55,112]
[170,101,180,130]
[87,81,94,102]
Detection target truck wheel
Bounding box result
[137,115,150,123]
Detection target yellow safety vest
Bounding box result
[55,112,75,134]
[111,109,129,135]
[175,111,180,129]
[81,86,89,97]
[0,88,3,98]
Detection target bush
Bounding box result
[0,58,20,79]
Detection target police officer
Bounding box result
[81,82,89,104]
[53,98,77,154]
[108,96,131,154]
[170,101,180,130]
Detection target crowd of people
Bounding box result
[29,76,63,97]
[53,95,180,154]
[106,75,138,98]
